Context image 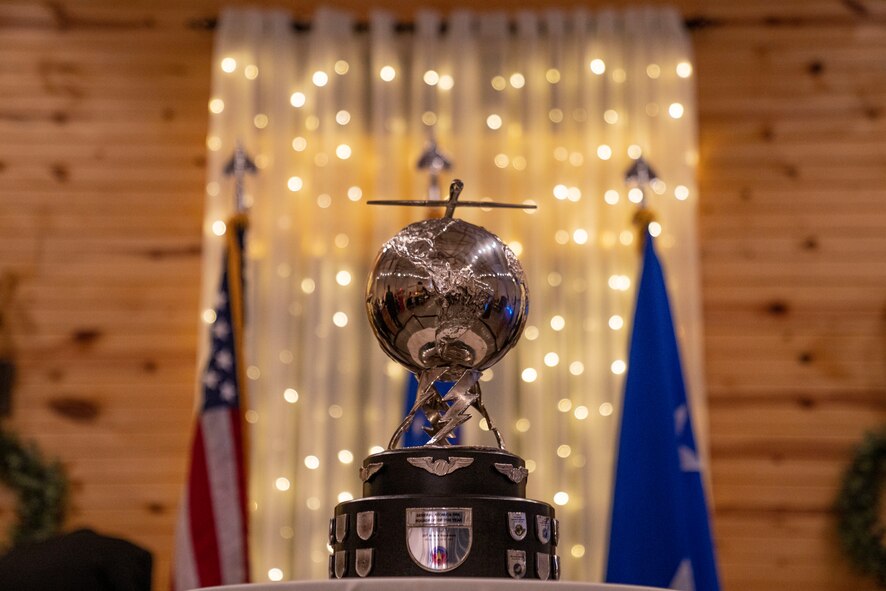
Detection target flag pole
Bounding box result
[223,142,256,409]
[173,143,256,590]
[605,156,721,591]
[223,142,255,581]
[398,130,454,448]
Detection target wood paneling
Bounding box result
[0,1,884,590]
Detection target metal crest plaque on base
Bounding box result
[330,180,560,579]
[406,508,472,572]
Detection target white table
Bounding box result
[200,579,672,591]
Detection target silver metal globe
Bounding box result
[366,217,528,381]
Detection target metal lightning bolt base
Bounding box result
[329,180,559,580]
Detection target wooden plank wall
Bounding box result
[0,1,884,590]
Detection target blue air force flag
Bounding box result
[605,232,720,591]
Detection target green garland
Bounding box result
[0,427,68,548]
[836,427,886,587]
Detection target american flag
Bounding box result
[174,214,250,589]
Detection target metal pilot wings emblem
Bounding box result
[407,456,474,476]
[494,462,529,483]
[359,462,384,482]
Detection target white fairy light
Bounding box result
[312,71,328,87]
[336,144,352,159]
[379,65,396,81]
[220,57,237,73]
[336,271,352,286]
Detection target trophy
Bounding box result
[329,180,560,580]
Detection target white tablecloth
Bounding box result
[200,579,672,591]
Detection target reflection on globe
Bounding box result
[366,217,528,381]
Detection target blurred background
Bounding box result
[0,1,884,590]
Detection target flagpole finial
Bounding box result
[624,155,660,248]
[416,131,453,202]
[223,142,258,214]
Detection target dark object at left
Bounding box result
[0,359,13,416]
[0,529,152,591]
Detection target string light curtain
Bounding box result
[200,6,701,583]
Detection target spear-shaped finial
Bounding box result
[223,142,257,213]
[624,156,659,209]
[416,138,453,202]
[625,155,660,246]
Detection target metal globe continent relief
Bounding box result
[367,217,528,379]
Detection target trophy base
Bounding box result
[329,447,559,580]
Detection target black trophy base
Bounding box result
[328,446,560,580]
